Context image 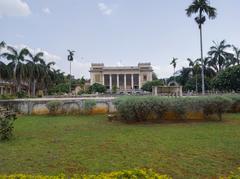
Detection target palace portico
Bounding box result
[90,63,153,92]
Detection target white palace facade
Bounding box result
[90,63,153,92]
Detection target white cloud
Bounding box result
[98,3,112,15]
[0,0,31,17]
[42,7,51,14]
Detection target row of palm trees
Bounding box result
[0,41,65,96]
[176,40,240,93]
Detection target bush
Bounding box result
[141,80,164,92]
[114,96,169,122]
[16,91,28,98]
[82,100,96,114]
[114,96,234,122]
[0,169,170,179]
[0,94,16,99]
[0,108,17,141]
[46,101,62,115]
[224,95,240,112]
[88,83,106,94]
[201,96,233,121]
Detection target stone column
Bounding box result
[124,74,127,90]
[109,74,112,91]
[131,74,134,90]
[0,87,3,95]
[102,74,105,85]
[117,74,119,88]
[138,74,141,89]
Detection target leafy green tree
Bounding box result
[208,40,232,72]
[141,80,164,92]
[88,83,106,93]
[186,0,217,94]
[212,65,240,92]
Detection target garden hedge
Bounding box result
[114,95,239,122]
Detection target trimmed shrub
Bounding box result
[82,100,96,114]
[0,108,17,141]
[46,101,62,115]
[0,169,171,179]
[224,95,240,112]
[201,96,233,121]
[114,96,234,122]
[114,96,169,122]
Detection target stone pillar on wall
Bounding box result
[117,74,119,88]
[109,74,112,91]
[138,74,141,89]
[124,74,127,90]
[131,74,134,90]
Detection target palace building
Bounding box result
[90,63,153,92]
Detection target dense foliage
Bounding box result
[114,96,236,122]
[0,41,86,97]
[0,107,16,141]
[88,83,106,93]
[212,65,240,92]
[141,80,164,92]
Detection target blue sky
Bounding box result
[1,0,240,79]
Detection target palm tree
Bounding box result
[41,60,55,95]
[208,40,232,72]
[27,52,45,96]
[232,45,240,65]
[0,61,10,80]
[67,50,75,94]
[186,0,217,95]
[170,57,178,75]
[1,46,29,92]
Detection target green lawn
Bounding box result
[0,114,240,178]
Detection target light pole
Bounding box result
[67,50,75,94]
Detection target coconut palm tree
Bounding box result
[232,45,240,66]
[67,50,75,93]
[186,0,217,95]
[27,52,45,96]
[208,40,232,72]
[1,46,29,92]
[0,61,10,80]
[40,60,55,95]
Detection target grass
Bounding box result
[0,114,240,178]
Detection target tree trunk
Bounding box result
[69,61,72,94]
[199,24,205,95]
[32,79,36,97]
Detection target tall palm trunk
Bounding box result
[195,75,198,93]
[32,79,37,97]
[69,61,72,94]
[199,23,205,95]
